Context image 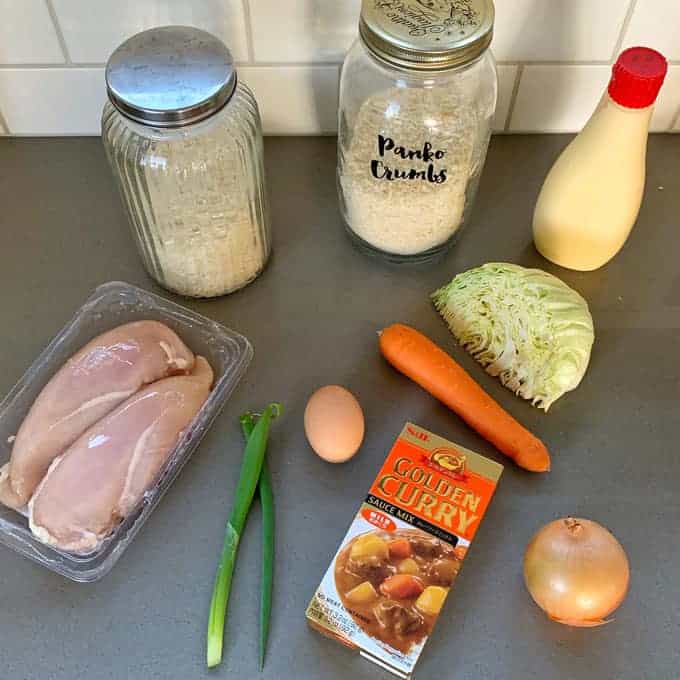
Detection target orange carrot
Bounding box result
[379,324,550,472]
[380,574,425,599]
[388,538,412,559]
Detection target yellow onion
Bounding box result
[523,517,630,627]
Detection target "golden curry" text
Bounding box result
[375,457,482,535]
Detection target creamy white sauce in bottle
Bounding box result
[533,47,667,271]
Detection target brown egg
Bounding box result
[304,385,365,463]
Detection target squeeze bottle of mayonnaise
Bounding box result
[533,47,667,271]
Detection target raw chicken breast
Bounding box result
[0,321,194,510]
[28,357,213,554]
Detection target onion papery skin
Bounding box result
[523,517,630,627]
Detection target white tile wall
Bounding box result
[493,0,630,62]
[0,69,105,135]
[240,66,339,134]
[622,0,680,61]
[653,67,680,131]
[511,64,680,133]
[51,0,249,63]
[511,65,610,132]
[0,0,64,64]
[249,0,361,63]
[0,0,678,135]
[493,64,517,131]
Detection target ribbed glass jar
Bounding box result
[102,82,270,298]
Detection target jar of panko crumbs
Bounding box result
[338,0,498,262]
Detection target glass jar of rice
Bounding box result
[102,26,270,298]
[338,0,497,262]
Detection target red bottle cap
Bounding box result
[608,47,668,109]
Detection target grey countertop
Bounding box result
[0,135,678,680]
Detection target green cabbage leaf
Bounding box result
[432,263,594,411]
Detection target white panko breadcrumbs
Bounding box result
[339,87,479,256]
[143,133,269,298]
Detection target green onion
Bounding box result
[240,414,275,671]
[206,402,281,669]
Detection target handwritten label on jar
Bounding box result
[370,134,448,184]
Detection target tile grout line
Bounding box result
[504,64,524,132]
[241,0,256,64]
[0,61,349,70]
[0,107,9,135]
[239,61,343,69]
[0,63,105,70]
[611,0,638,61]
[669,104,680,131]
[497,60,611,67]
[1,130,342,138]
[1,60,680,70]
[501,129,581,135]
[44,0,72,64]
[2,128,676,138]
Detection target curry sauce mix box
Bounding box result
[306,423,503,678]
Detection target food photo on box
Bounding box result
[0,1,677,679]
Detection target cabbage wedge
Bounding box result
[432,263,594,411]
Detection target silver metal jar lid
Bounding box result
[359,0,494,71]
[105,25,236,127]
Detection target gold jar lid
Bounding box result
[359,0,494,71]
